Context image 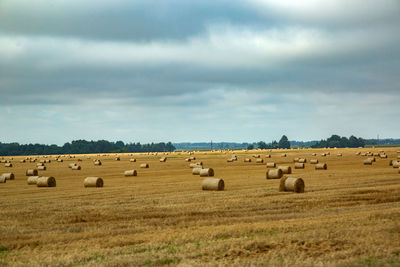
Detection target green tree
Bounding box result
[278,135,290,149]
[247,144,254,150]
[257,141,267,149]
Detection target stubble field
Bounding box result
[0,148,400,266]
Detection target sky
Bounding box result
[0,0,399,145]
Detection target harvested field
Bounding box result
[0,148,400,266]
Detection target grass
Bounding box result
[0,148,399,266]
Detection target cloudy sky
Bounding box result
[0,0,399,145]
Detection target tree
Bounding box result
[257,141,267,149]
[278,135,290,149]
[247,144,254,150]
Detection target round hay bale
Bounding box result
[266,168,283,179]
[84,177,104,187]
[201,178,224,191]
[281,154,287,157]
[94,160,102,166]
[364,159,373,165]
[124,170,137,176]
[0,175,6,183]
[265,154,271,158]
[312,153,317,156]
[368,157,376,162]
[20,159,26,163]
[316,163,328,169]
[27,176,40,185]
[57,159,63,162]
[5,163,12,167]
[244,158,251,162]
[278,166,292,174]
[130,159,136,162]
[36,176,56,187]
[293,157,299,163]
[26,169,38,176]
[36,163,44,167]
[253,154,260,158]
[227,158,234,162]
[37,165,46,170]
[1,173,14,180]
[321,153,326,157]
[185,158,191,162]
[189,156,196,160]
[380,154,387,158]
[192,167,202,175]
[373,153,379,157]
[294,163,305,169]
[393,161,400,168]
[159,157,167,162]
[389,160,395,166]
[256,158,264,164]
[310,159,318,164]
[200,168,214,177]
[190,163,202,168]
[72,165,81,170]
[140,163,149,168]
[279,176,305,193]
[266,162,276,168]
[69,163,77,168]
[298,158,307,163]
[115,157,120,161]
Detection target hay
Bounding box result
[37,166,46,170]
[36,176,56,187]
[244,158,252,162]
[140,163,149,168]
[393,161,400,168]
[160,157,167,162]
[266,168,283,179]
[293,157,299,162]
[189,156,196,160]
[312,153,317,156]
[115,157,120,161]
[279,176,305,193]
[310,159,319,164]
[27,176,40,185]
[278,166,292,174]
[185,158,191,162]
[124,170,137,176]
[256,158,264,163]
[265,154,271,158]
[281,154,287,157]
[316,163,328,169]
[84,177,104,187]
[200,168,214,177]
[20,159,26,163]
[336,153,342,157]
[190,163,202,168]
[321,153,326,157]
[253,154,261,158]
[1,173,14,180]
[69,163,77,168]
[72,165,81,170]
[130,158,137,162]
[0,175,6,183]
[298,158,307,163]
[5,163,12,167]
[364,159,373,165]
[94,160,102,166]
[192,167,202,175]
[57,159,63,162]
[294,163,305,169]
[201,178,224,191]
[26,169,38,176]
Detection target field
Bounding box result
[1,148,400,266]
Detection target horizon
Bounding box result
[1,1,399,144]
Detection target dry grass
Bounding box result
[0,148,400,266]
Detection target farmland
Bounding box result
[0,148,400,266]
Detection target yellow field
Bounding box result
[1,148,400,266]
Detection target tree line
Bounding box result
[248,135,291,150]
[311,135,365,148]
[0,140,176,156]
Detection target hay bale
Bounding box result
[189,156,196,160]
[190,163,202,168]
[192,167,202,175]
[130,159,136,162]
[5,163,12,167]
[26,169,38,176]
[281,154,287,157]
[1,173,14,180]
[312,153,317,156]
[72,165,81,170]
[27,176,39,185]
[321,153,326,157]
[200,168,214,177]
[37,166,46,170]
[159,157,167,162]
[298,158,307,163]
[265,154,271,158]
[84,177,104,187]
[389,160,395,166]
[227,158,234,162]
[124,170,137,176]
[20,159,26,163]
[368,157,376,162]
[69,163,77,168]
[36,176,56,187]
[115,157,120,161]
[202,178,224,191]
[316,163,328,169]
[185,158,191,162]
[266,162,276,168]
[266,168,283,179]
[94,160,102,166]
[253,154,261,158]
[278,166,292,174]
[140,163,149,168]
[380,154,387,158]
[294,163,305,169]
[310,159,319,164]
[279,176,305,193]
[293,157,299,162]
[364,159,373,165]
[57,159,64,162]
[373,153,379,157]
[0,175,6,183]
[244,158,252,162]
[256,158,264,163]
[37,163,44,167]
[393,161,400,168]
